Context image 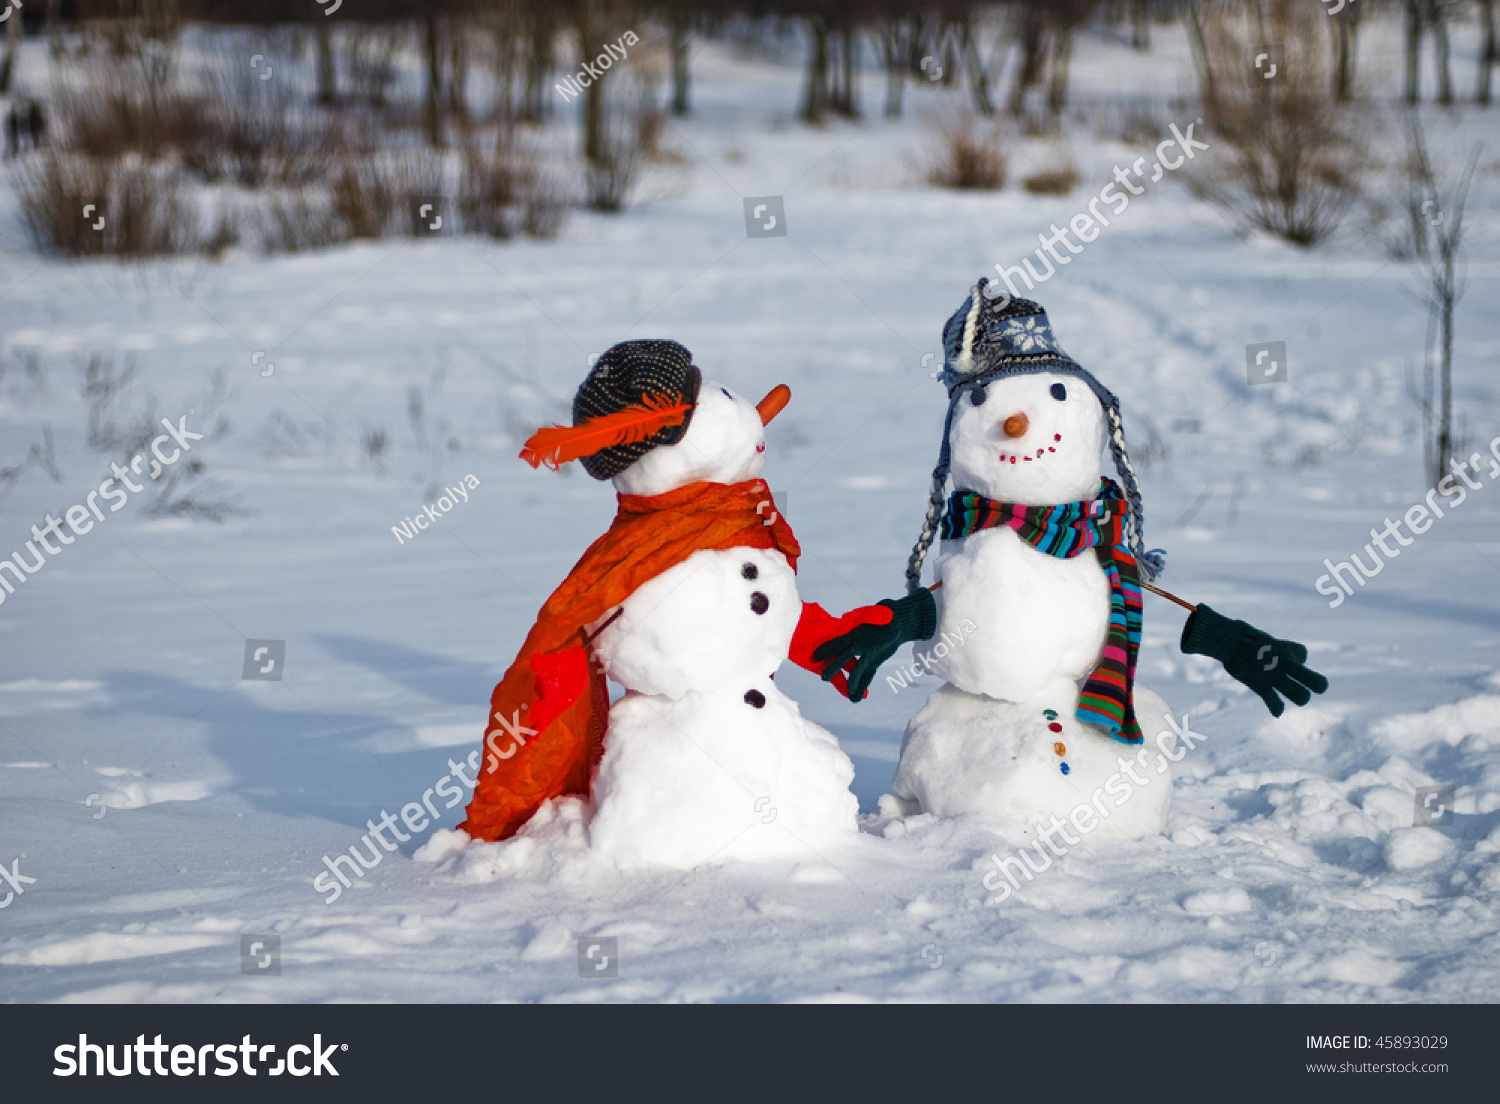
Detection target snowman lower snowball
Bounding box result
[814,282,1328,841]
[459,340,884,869]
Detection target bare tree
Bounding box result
[1427,0,1455,105]
[1184,0,1220,119]
[1330,2,1361,103]
[0,5,17,96]
[1478,0,1497,103]
[1398,115,1478,486]
[878,10,908,118]
[1405,0,1423,104]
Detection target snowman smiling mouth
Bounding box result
[999,432,1062,465]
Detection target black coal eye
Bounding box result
[1050,383,1067,401]
[721,387,732,398]
[969,386,987,406]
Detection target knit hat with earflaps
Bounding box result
[904,278,1165,591]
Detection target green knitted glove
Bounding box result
[812,588,938,702]
[1180,603,1329,717]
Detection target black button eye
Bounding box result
[969,386,987,406]
[1050,383,1067,401]
[741,563,758,580]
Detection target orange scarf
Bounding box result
[461,478,800,842]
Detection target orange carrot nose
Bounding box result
[757,384,791,425]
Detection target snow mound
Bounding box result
[1383,827,1457,872]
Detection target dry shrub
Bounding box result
[51,75,210,161]
[1191,0,1369,246]
[584,99,645,214]
[924,109,1008,190]
[458,133,570,240]
[15,152,198,256]
[329,155,404,240]
[179,66,330,189]
[260,193,344,253]
[1022,162,1081,196]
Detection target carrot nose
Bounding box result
[757,384,791,425]
[1003,412,1029,439]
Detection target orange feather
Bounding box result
[519,393,693,471]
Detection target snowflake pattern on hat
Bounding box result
[996,315,1058,355]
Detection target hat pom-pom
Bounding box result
[1138,547,1167,582]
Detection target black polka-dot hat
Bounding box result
[520,340,702,479]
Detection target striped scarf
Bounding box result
[939,478,1144,743]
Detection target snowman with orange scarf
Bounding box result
[460,340,902,869]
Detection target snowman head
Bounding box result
[902,283,1165,591]
[613,381,777,496]
[948,372,1105,505]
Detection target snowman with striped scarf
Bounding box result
[811,282,1328,840]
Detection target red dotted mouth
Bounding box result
[999,433,1060,464]
[755,442,766,453]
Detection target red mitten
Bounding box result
[789,601,895,699]
[527,646,591,735]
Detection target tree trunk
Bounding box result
[1130,0,1149,52]
[424,12,443,147]
[907,11,927,76]
[882,19,904,118]
[491,14,514,122]
[941,22,959,87]
[962,14,993,116]
[1333,10,1353,102]
[576,2,606,163]
[0,10,17,96]
[1008,7,1046,117]
[1436,258,1453,486]
[1479,0,1496,103]
[523,7,553,123]
[47,0,63,58]
[800,18,828,123]
[1432,4,1452,105]
[840,26,859,117]
[1405,0,1423,105]
[448,21,468,123]
[670,11,690,116]
[1047,26,1073,118]
[315,22,336,104]
[1185,1,1218,120]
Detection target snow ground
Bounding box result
[1,19,1499,1003]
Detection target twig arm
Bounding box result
[1142,581,1198,613]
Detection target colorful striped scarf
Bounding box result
[939,478,1145,743]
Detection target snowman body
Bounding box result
[891,371,1173,840]
[585,384,858,869]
